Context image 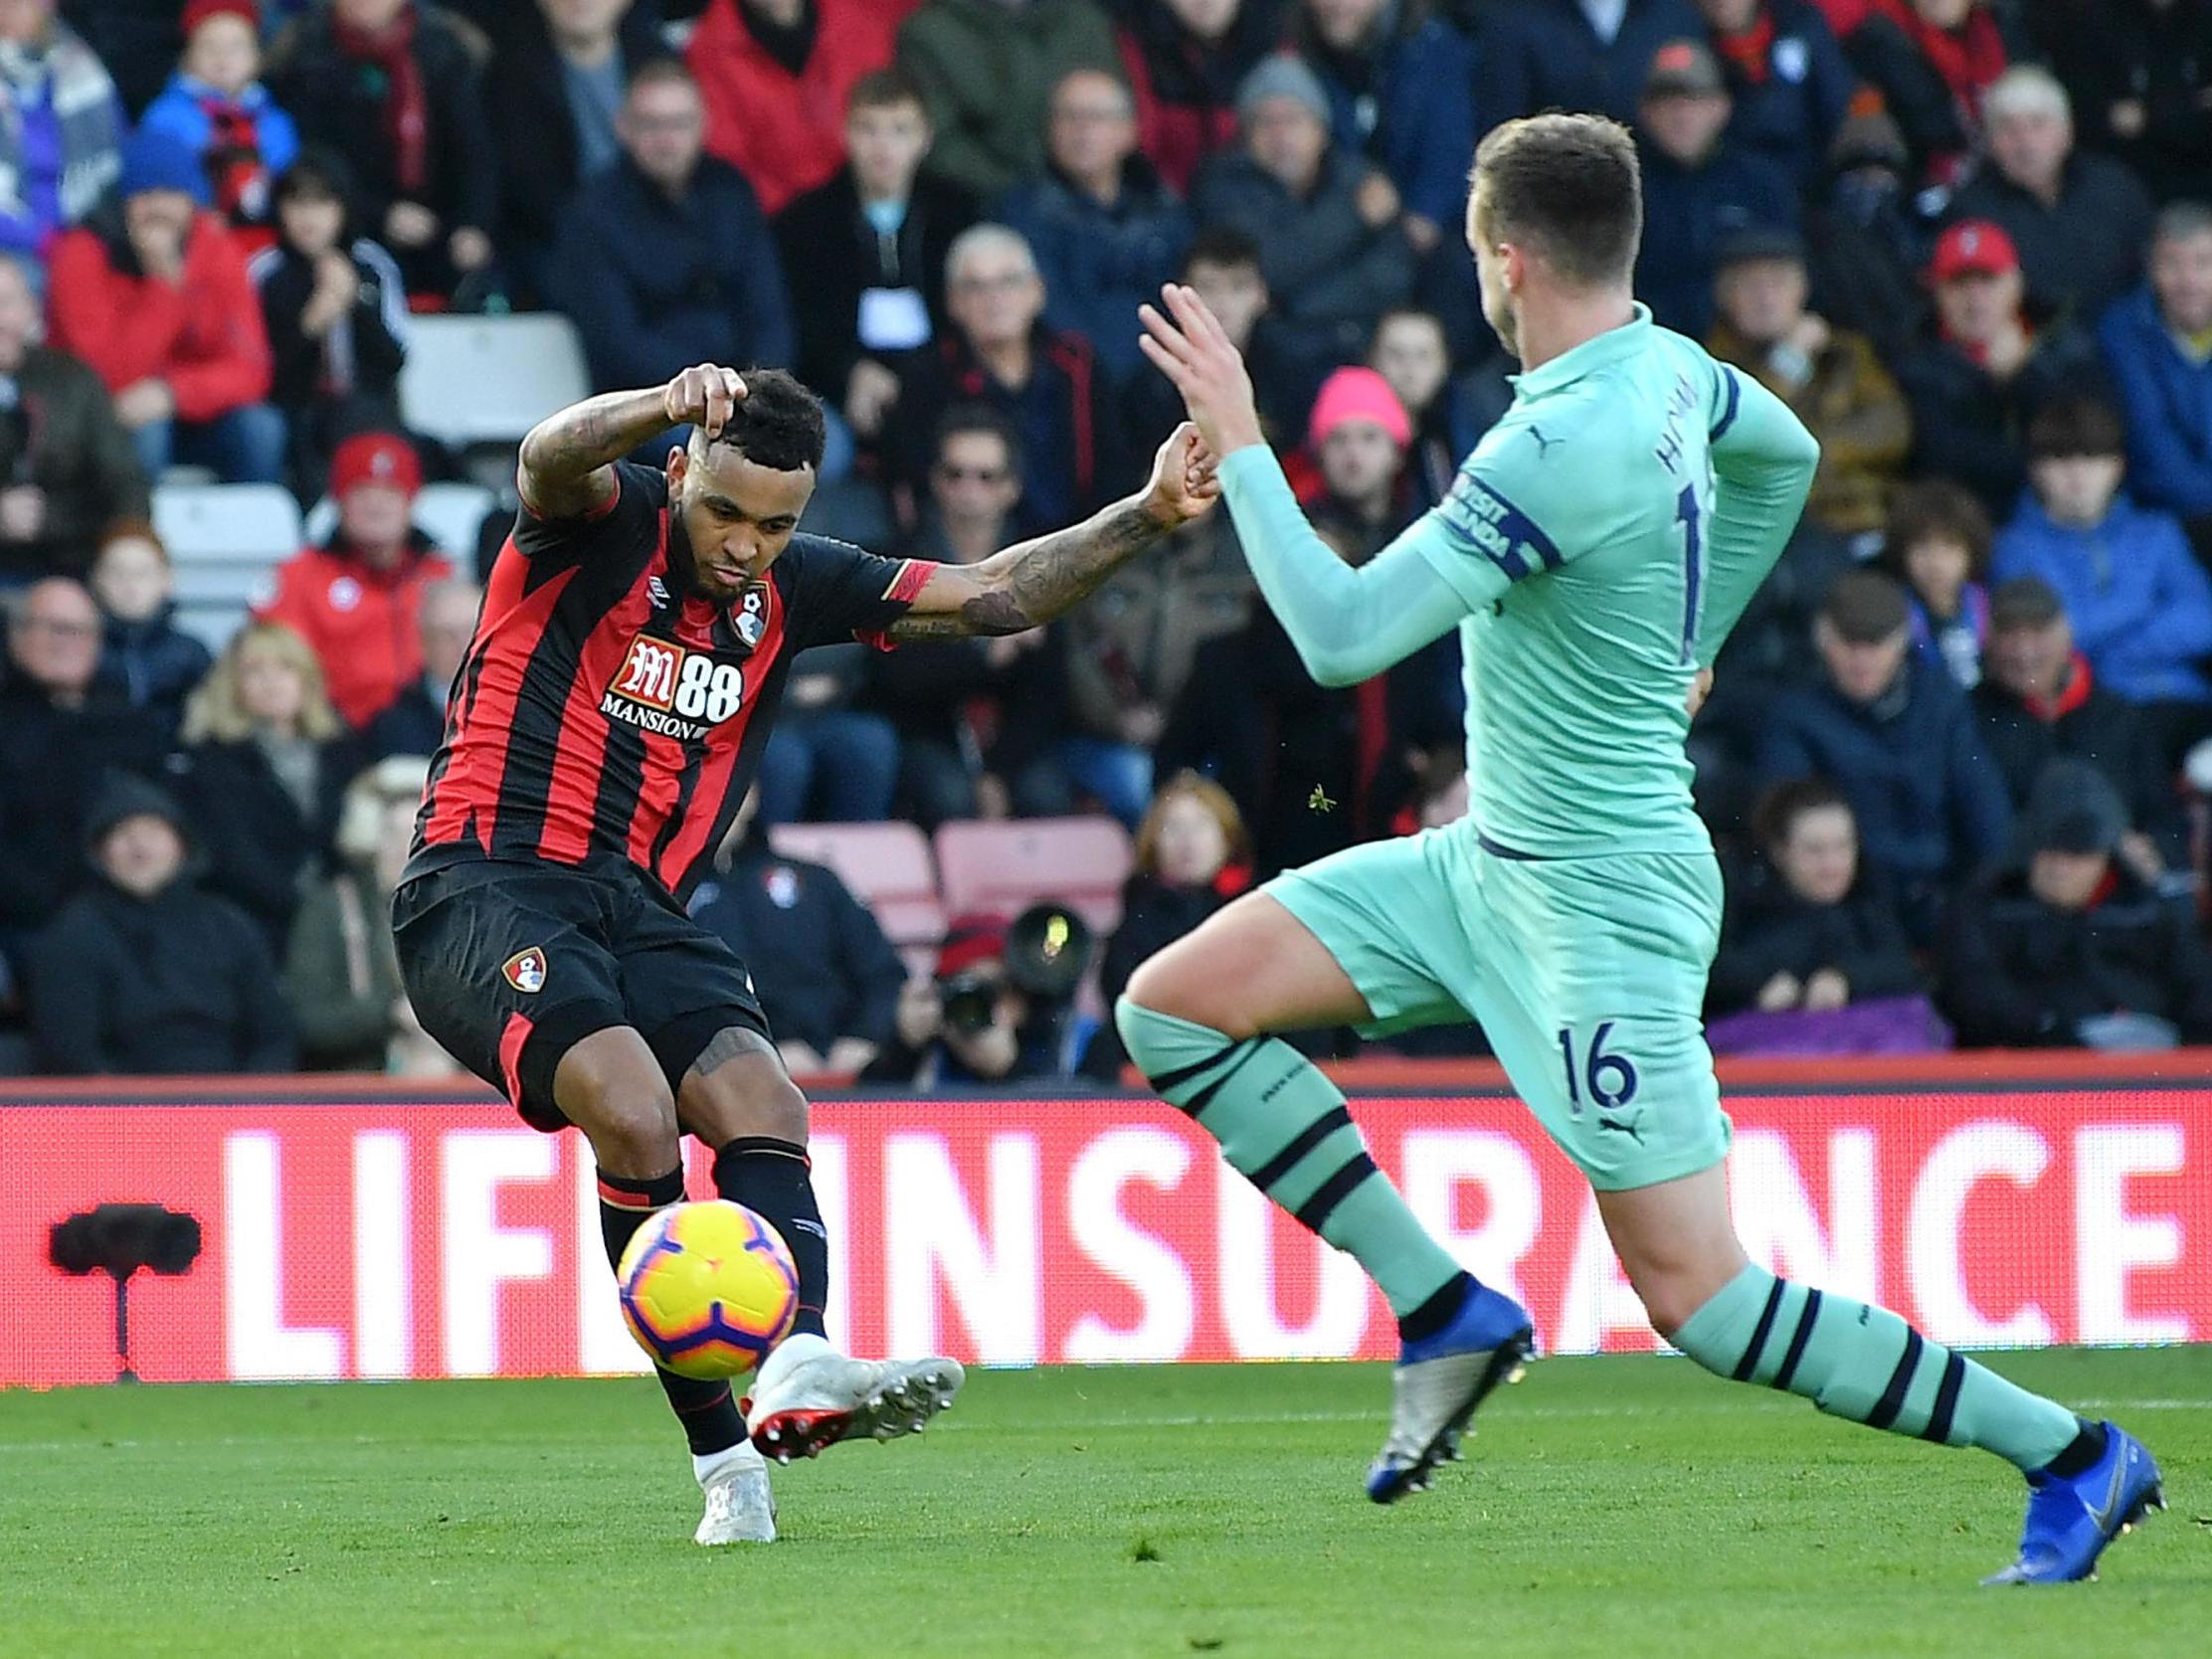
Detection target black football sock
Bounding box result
[711,1138,829,1341]
[597,1166,748,1456]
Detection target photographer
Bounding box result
[870,905,1097,1088]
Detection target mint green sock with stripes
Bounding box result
[1673,1263,2083,1471]
[1116,1000,1471,1335]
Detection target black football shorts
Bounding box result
[391,854,771,1132]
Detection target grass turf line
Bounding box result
[0,1348,2205,1658]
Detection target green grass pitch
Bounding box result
[1,1349,2206,1658]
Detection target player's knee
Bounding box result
[1119,956,1254,1044]
[585,1090,681,1176]
[1622,1262,1726,1341]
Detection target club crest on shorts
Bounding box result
[502,947,548,994]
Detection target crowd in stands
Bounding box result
[9,0,2212,1078]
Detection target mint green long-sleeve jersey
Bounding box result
[1217,304,1819,858]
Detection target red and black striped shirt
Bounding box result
[409,462,930,902]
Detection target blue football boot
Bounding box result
[1365,1280,1535,1504]
[1982,1421,2164,1584]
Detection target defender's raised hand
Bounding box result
[1138,282,1265,459]
[663,364,749,439]
[1141,422,1222,528]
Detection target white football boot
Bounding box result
[693,1440,777,1545]
[745,1332,966,1464]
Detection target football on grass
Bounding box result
[616,1199,799,1379]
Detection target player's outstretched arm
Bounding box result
[516,364,747,520]
[885,423,1219,640]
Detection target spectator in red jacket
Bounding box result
[1115,0,1285,195]
[255,431,457,728]
[46,128,283,484]
[687,0,906,218]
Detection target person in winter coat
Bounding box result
[1758,568,2013,915]
[362,576,477,761]
[1189,57,1414,402]
[996,68,1191,383]
[689,788,908,1080]
[281,753,436,1071]
[29,773,294,1075]
[1940,758,2212,1048]
[688,0,905,219]
[775,69,977,448]
[1842,0,2007,187]
[1632,40,1800,339]
[1946,68,2157,331]
[1893,219,2105,519]
[46,129,282,484]
[1708,226,1909,543]
[1114,0,1284,195]
[0,255,148,581]
[1802,108,1935,364]
[255,431,458,728]
[1695,0,1855,189]
[550,60,796,395]
[1366,305,1505,514]
[897,0,1121,201]
[1291,0,1476,257]
[1478,0,1706,128]
[88,521,211,741]
[1991,392,2212,764]
[2099,202,2212,541]
[1709,778,1924,1018]
[266,0,497,301]
[0,1,123,261]
[1882,476,1991,690]
[136,0,301,230]
[2036,0,2212,206]
[1120,226,1309,461]
[172,619,367,951]
[248,153,409,493]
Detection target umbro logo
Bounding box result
[647,575,670,607]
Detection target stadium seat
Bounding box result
[153,483,304,655]
[767,822,946,953]
[932,817,1134,936]
[302,480,498,563]
[399,313,591,450]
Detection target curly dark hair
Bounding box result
[1751,777,1853,853]
[702,367,827,473]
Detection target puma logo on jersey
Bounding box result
[1527,425,1563,460]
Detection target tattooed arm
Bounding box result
[889,423,1220,641]
[516,364,747,519]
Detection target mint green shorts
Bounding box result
[1266,826,1731,1192]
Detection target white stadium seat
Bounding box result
[400,313,591,450]
[152,483,305,657]
[302,479,498,563]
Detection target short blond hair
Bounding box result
[183,620,343,744]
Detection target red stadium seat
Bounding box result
[932,817,1135,937]
[766,822,945,952]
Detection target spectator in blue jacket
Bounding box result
[1291,0,1477,258]
[2099,201,2212,545]
[1632,39,1800,338]
[1477,0,1705,128]
[136,1,300,231]
[88,522,211,744]
[551,59,796,395]
[1992,392,2212,765]
[1758,568,2013,918]
[1695,0,1854,189]
[997,68,1191,383]
[0,1,123,264]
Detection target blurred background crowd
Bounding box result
[7,0,2212,1084]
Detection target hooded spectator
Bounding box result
[776,70,977,450]
[47,127,283,484]
[1694,0,1855,188]
[0,253,148,580]
[267,0,498,301]
[552,59,797,395]
[897,0,1122,201]
[1842,0,2007,187]
[89,521,211,741]
[1802,107,1935,362]
[1883,476,1990,689]
[1632,40,1800,338]
[2038,0,2212,206]
[256,431,458,728]
[1946,68,2156,329]
[1114,0,1284,194]
[1708,226,1909,542]
[1893,218,2103,518]
[1758,568,2012,911]
[688,0,904,218]
[1940,758,2212,1048]
[996,67,1191,382]
[249,154,410,491]
[0,0,123,261]
[363,576,478,761]
[2099,201,2212,542]
[1190,56,1414,398]
[136,0,301,229]
[29,773,294,1075]
[1478,0,1707,128]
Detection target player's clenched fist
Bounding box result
[663,364,748,439]
[1140,421,1222,528]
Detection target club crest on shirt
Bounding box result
[735,584,767,647]
[502,947,547,994]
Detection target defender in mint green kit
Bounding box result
[1125,112,2161,1581]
